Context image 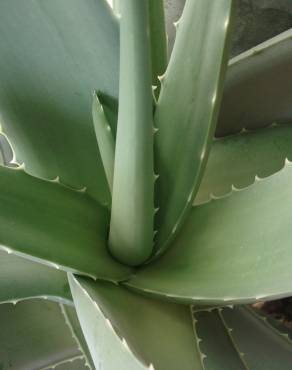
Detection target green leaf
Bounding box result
[0,250,71,304]
[191,306,292,370]
[126,162,292,304]
[0,0,119,205]
[69,274,203,370]
[0,299,87,370]
[153,0,236,257]
[148,0,168,96]
[61,304,95,369]
[92,92,115,193]
[218,29,292,136]
[221,306,292,369]
[192,308,247,369]
[196,124,292,204]
[0,165,131,281]
[109,0,154,266]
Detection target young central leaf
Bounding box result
[109,0,154,266]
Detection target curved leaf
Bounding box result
[0,299,87,370]
[218,29,292,136]
[126,162,292,304]
[69,274,203,370]
[196,124,292,204]
[0,165,131,281]
[0,250,71,304]
[192,306,292,370]
[153,0,235,257]
[221,306,292,369]
[0,0,119,204]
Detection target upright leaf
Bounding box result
[148,0,168,96]
[92,92,115,193]
[109,0,154,265]
[153,0,236,256]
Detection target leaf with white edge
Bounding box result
[109,0,154,266]
[196,124,292,204]
[69,274,203,370]
[126,163,292,304]
[61,304,95,369]
[92,92,115,193]
[0,165,131,281]
[148,0,168,96]
[0,299,87,370]
[153,0,236,257]
[192,308,248,369]
[221,306,292,369]
[218,29,292,136]
[0,0,119,205]
[0,250,71,304]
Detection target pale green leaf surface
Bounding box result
[0,299,86,370]
[0,0,119,204]
[0,250,71,304]
[126,163,292,304]
[218,29,292,136]
[92,92,115,193]
[196,124,292,204]
[149,0,168,96]
[69,274,202,370]
[109,0,154,266]
[153,0,235,257]
[221,306,292,369]
[0,165,131,281]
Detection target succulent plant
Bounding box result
[1,0,292,369]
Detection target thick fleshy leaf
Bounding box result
[69,274,202,370]
[109,0,154,265]
[218,29,292,136]
[192,306,292,370]
[0,165,131,281]
[149,0,168,95]
[196,123,292,204]
[0,250,71,304]
[221,306,292,369]
[0,0,119,204]
[126,162,292,304]
[92,92,115,193]
[61,304,95,369]
[153,0,235,257]
[192,308,247,369]
[0,299,87,370]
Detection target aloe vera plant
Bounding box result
[2,0,292,368]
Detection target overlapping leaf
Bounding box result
[0,0,119,204]
[153,0,235,257]
[0,165,131,281]
[127,162,292,304]
[218,29,292,136]
[0,299,87,370]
